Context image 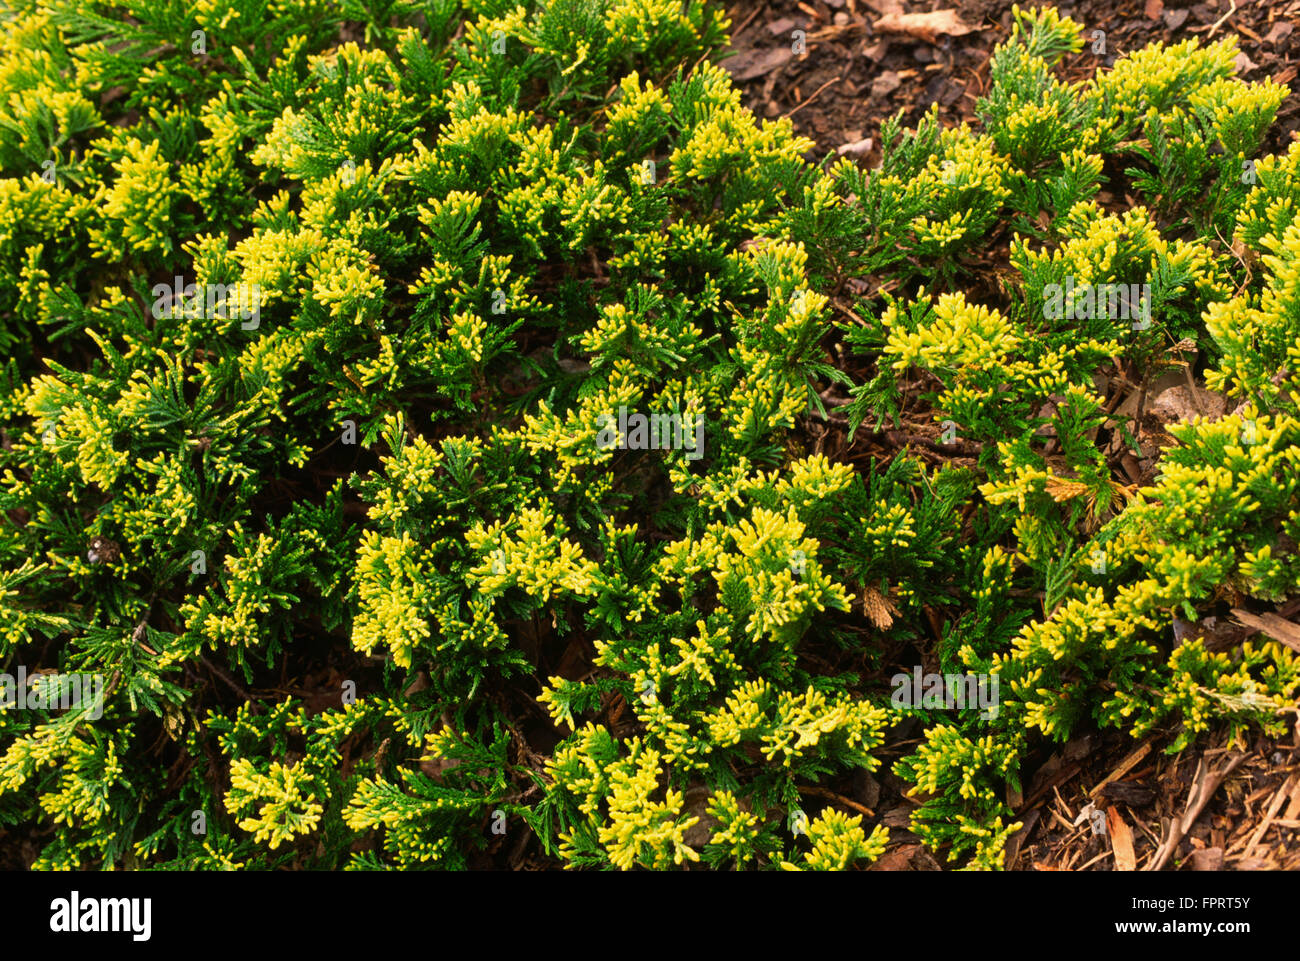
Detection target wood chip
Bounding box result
[1282,774,1300,822]
[1264,21,1294,45]
[1108,805,1138,870]
[1190,846,1224,870]
[1231,609,1300,653]
[1090,739,1153,797]
[1100,780,1157,807]
[1150,384,1226,424]
[1003,807,1040,869]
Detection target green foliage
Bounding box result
[0,0,1296,872]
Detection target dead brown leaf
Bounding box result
[870,69,901,98]
[872,843,918,870]
[725,45,794,82]
[871,9,979,45]
[836,135,874,157]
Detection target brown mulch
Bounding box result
[1006,727,1300,872]
[844,724,1300,873]
[724,0,1300,164]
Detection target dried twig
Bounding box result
[1207,0,1237,38]
[1243,773,1298,858]
[1090,738,1154,798]
[784,76,840,119]
[1146,752,1247,871]
[796,784,875,817]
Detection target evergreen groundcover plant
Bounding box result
[0,0,1297,870]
